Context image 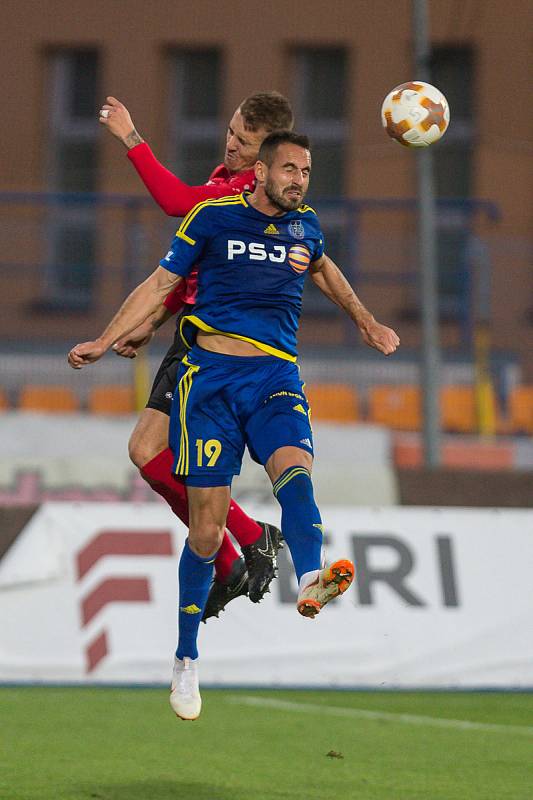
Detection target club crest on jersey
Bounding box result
[288,220,305,240]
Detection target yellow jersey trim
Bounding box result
[180,314,297,363]
[177,195,246,241]
[177,230,196,246]
[178,193,245,231]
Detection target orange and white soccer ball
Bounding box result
[381,81,450,147]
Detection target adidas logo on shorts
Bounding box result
[300,438,312,447]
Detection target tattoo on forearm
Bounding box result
[124,128,144,149]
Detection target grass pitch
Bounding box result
[2,687,532,800]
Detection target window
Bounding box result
[291,48,349,199]
[291,47,350,313]
[44,49,100,310]
[168,50,223,185]
[430,47,475,316]
[431,47,473,198]
[48,49,99,193]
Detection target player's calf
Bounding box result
[272,466,323,582]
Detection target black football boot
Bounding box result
[202,557,249,622]
[241,521,284,603]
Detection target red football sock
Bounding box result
[140,448,189,523]
[226,499,262,546]
[140,448,241,579]
[215,535,241,582]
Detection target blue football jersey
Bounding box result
[159,193,325,361]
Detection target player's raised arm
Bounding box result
[127,145,245,216]
[98,96,144,149]
[68,267,182,369]
[98,96,252,217]
[310,253,400,356]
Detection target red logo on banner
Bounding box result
[75,530,174,673]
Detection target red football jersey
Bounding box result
[128,144,255,313]
[161,163,255,311]
[127,143,255,216]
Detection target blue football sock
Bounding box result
[272,466,323,582]
[176,538,216,661]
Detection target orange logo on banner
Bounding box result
[288,245,311,274]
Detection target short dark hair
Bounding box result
[239,91,294,133]
[257,130,311,166]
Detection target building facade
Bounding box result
[1,0,532,377]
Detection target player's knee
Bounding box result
[266,446,313,485]
[128,434,158,470]
[188,522,224,559]
[128,435,147,469]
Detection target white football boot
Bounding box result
[297,559,355,619]
[170,656,202,720]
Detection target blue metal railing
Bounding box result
[0,191,500,347]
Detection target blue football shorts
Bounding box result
[169,345,314,487]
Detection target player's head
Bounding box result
[224,91,294,173]
[254,130,311,213]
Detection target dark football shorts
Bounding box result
[146,304,195,416]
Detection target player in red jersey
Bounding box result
[101,98,261,215]
[97,92,294,618]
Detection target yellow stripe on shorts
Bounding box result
[175,364,199,476]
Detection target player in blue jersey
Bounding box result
[68,130,400,720]
[99,92,295,621]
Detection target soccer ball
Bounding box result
[381,81,450,147]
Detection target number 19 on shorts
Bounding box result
[196,438,222,467]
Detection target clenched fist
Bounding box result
[358,317,400,356]
[68,339,107,369]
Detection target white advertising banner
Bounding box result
[0,413,398,506]
[1,502,532,688]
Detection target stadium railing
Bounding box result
[0,190,500,344]
[4,190,526,437]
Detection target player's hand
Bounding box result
[67,340,107,369]
[98,97,142,149]
[358,317,400,356]
[113,324,155,359]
